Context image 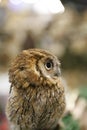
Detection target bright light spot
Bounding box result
[0,73,10,95]
[22,0,39,4]
[9,0,64,14]
[10,0,22,5]
[49,0,64,14]
[33,0,65,14]
[10,0,39,5]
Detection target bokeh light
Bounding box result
[33,0,65,14]
[9,0,64,14]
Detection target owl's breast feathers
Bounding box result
[6,76,65,130]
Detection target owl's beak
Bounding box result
[54,68,61,77]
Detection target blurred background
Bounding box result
[0,0,87,130]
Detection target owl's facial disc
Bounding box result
[38,57,61,80]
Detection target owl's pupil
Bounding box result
[46,62,51,68]
[45,61,53,70]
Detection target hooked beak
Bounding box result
[54,68,61,77]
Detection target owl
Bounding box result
[6,49,65,130]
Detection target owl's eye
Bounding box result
[19,66,25,71]
[45,60,53,70]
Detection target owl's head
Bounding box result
[9,49,61,89]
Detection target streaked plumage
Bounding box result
[6,49,65,130]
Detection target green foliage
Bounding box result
[61,113,80,130]
[79,86,87,100]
